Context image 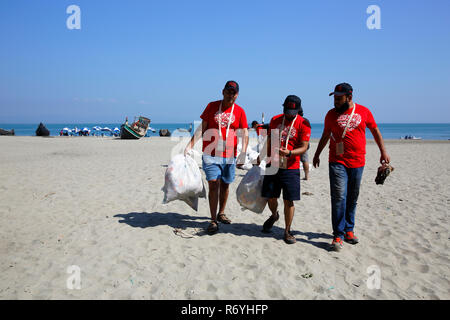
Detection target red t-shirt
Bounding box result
[268,114,311,169]
[255,124,269,137]
[324,103,377,168]
[200,100,248,158]
[256,125,263,136]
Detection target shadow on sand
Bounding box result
[114,211,332,250]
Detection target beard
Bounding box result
[334,101,350,114]
[223,97,236,106]
[284,114,296,121]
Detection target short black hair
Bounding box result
[251,120,258,127]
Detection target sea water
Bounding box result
[1,123,449,140]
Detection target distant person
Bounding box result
[251,121,267,136]
[185,81,249,234]
[313,83,390,251]
[259,95,311,244]
[251,120,269,153]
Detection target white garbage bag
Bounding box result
[236,143,260,171]
[162,153,206,211]
[236,161,267,213]
[246,145,259,164]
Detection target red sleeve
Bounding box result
[239,108,248,129]
[365,108,377,130]
[200,103,212,121]
[299,118,311,141]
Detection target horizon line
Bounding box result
[0,122,449,125]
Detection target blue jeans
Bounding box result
[329,163,364,239]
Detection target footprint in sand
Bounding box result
[295,258,306,267]
[207,283,217,293]
[411,264,430,274]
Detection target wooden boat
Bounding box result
[120,116,151,139]
[0,128,15,136]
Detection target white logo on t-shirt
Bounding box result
[278,124,297,144]
[214,112,236,128]
[337,113,361,132]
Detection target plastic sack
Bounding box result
[236,161,267,213]
[236,143,260,171]
[162,153,206,211]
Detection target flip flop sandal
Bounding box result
[207,221,219,234]
[262,211,279,233]
[375,163,394,185]
[284,232,296,244]
[217,213,231,224]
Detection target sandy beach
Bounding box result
[0,136,448,300]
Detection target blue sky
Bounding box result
[1,0,449,124]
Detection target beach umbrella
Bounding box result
[101,127,112,132]
[81,127,90,136]
[112,127,120,136]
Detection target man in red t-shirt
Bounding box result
[313,83,390,251]
[259,95,311,244]
[184,81,249,234]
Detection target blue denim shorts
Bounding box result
[202,155,236,184]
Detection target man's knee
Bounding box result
[208,180,220,192]
[283,199,294,207]
[330,180,346,200]
[220,180,230,189]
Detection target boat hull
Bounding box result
[0,128,15,136]
[120,124,144,139]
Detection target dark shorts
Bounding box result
[261,168,301,201]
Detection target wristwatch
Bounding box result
[287,150,292,157]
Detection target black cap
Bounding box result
[329,83,353,96]
[224,80,239,93]
[283,95,302,116]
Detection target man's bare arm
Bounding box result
[236,128,249,166]
[313,128,331,168]
[369,126,390,164]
